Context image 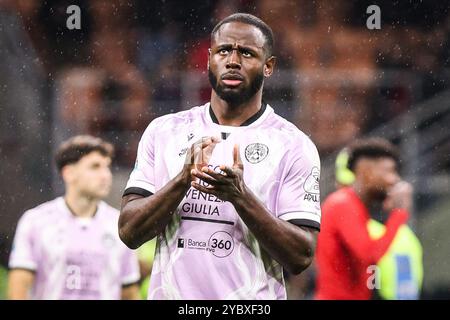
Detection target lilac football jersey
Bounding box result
[9,197,140,299]
[124,103,321,299]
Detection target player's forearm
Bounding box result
[370,208,409,261]
[121,284,141,300]
[232,187,317,275]
[119,172,191,249]
[338,208,408,264]
[8,271,34,300]
[8,288,29,300]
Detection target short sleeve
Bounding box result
[123,122,156,196]
[277,138,321,230]
[120,247,141,286]
[8,212,38,271]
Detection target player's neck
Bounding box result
[210,91,263,126]
[352,181,372,207]
[64,190,98,218]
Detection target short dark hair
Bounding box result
[347,137,399,171]
[55,135,114,172]
[211,13,274,57]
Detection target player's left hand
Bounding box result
[190,144,246,203]
[383,180,413,213]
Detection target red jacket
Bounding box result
[315,187,409,300]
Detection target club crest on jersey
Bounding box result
[245,143,269,164]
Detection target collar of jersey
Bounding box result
[205,101,272,130]
[58,196,101,220]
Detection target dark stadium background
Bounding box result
[0,0,449,299]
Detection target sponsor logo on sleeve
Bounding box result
[303,166,320,202]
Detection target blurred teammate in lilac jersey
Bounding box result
[119,13,321,299]
[8,135,140,299]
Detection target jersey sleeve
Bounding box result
[277,138,321,230]
[8,212,39,271]
[330,198,409,265]
[123,122,156,197]
[120,246,141,286]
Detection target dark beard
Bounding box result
[208,68,264,107]
[371,188,388,202]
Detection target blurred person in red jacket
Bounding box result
[315,137,412,299]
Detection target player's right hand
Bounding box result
[181,136,221,183]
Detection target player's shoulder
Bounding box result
[266,108,318,150]
[19,197,62,224]
[96,202,133,247]
[262,106,320,165]
[145,104,205,133]
[97,201,120,220]
[97,202,127,233]
[324,187,357,208]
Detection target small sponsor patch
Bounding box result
[303,166,320,195]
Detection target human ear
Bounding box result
[62,165,76,184]
[207,48,211,70]
[264,56,276,77]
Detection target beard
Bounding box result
[208,68,264,107]
[370,188,388,202]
